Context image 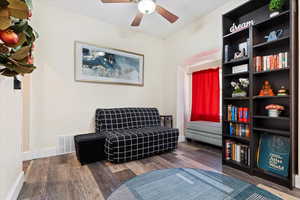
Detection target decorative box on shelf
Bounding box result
[232,64,248,74]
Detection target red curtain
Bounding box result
[191,68,220,122]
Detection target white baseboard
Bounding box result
[23,147,73,161]
[178,135,186,143]
[6,172,24,200]
[295,175,300,189]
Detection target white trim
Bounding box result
[22,147,72,161]
[295,175,300,189]
[5,172,24,200]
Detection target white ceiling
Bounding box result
[43,0,228,39]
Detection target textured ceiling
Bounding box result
[42,0,228,39]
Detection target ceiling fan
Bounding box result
[100,0,179,27]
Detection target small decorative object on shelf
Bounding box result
[229,20,254,33]
[277,86,288,96]
[232,64,248,74]
[259,81,275,96]
[233,50,245,60]
[231,78,249,97]
[269,0,286,18]
[264,29,283,42]
[265,104,285,117]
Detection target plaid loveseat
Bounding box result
[96,108,179,163]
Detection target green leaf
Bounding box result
[0,8,11,30]
[24,0,32,10]
[7,0,29,19]
[14,62,35,74]
[24,25,36,43]
[0,54,9,63]
[10,45,30,60]
[0,67,18,76]
[11,19,28,33]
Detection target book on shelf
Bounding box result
[232,64,248,74]
[257,134,290,177]
[229,123,251,137]
[226,105,250,123]
[254,52,288,72]
[225,140,250,166]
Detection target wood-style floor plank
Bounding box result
[18,142,300,200]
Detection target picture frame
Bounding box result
[74,41,144,86]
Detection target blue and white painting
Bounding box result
[75,42,144,86]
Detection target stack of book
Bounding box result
[229,123,251,137]
[225,140,250,166]
[226,105,250,122]
[254,52,288,72]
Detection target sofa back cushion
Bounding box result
[96,108,161,133]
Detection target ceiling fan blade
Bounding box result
[131,12,143,26]
[156,5,179,23]
[101,0,132,3]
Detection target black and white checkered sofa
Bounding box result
[96,108,179,163]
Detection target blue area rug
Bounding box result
[108,168,282,200]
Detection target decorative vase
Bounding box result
[270,11,280,18]
[268,109,281,117]
[232,91,247,97]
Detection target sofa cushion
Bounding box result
[96,108,161,133]
[104,126,179,163]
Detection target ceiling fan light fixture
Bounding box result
[138,0,156,14]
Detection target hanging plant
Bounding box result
[0,0,38,77]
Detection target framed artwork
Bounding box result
[75,41,144,86]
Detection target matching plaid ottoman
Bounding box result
[96,108,179,163]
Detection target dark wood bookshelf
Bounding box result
[253,115,289,120]
[223,57,249,66]
[224,135,251,143]
[253,127,290,137]
[253,36,290,49]
[224,71,249,77]
[253,67,289,75]
[253,95,290,99]
[224,97,250,101]
[222,0,298,189]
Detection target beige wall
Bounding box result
[29,1,167,152]
[0,77,23,199]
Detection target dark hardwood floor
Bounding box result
[18,142,300,200]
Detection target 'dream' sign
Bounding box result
[229,20,255,33]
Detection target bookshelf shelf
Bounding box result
[224,120,250,124]
[253,115,289,120]
[224,97,250,101]
[253,68,289,75]
[253,36,290,49]
[253,95,290,100]
[223,27,249,39]
[253,168,290,185]
[222,0,297,189]
[224,135,251,143]
[224,72,249,78]
[253,10,290,28]
[223,57,249,66]
[223,160,251,172]
[253,127,290,137]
